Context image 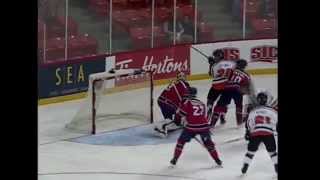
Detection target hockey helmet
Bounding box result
[176,71,186,81]
[257,92,268,106]
[256,88,274,105]
[236,59,248,70]
[212,49,224,60]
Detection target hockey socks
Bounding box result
[269,151,278,174]
[204,140,222,165]
[236,105,243,125]
[172,140,185,164]
[210,106,227,127]
[241,150,255,174]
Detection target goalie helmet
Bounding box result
[176,71,186,81]
[212,49,224,60]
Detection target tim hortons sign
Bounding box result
[115,45,190,80]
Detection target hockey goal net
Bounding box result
[66,69,154,134]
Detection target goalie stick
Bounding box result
[154,120,210,148]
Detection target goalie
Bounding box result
[154,71,190,138]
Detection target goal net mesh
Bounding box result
[66,69,153,134]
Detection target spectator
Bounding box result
[163,11,194,44]
[38,0,63,25]
[260,0,276,18]
[231,0,241,20]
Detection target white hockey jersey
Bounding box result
[246,106,278,136]
[210,60,236,90]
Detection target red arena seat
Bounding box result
[40,34,98,62]
[127,0,148,8]
[67,34,98,58]
[56,16,79,36]
[197,22,214,43]
[250,18,277,38]
[130,26,167,49]
[240,0,260,21]
[177,5,203,21]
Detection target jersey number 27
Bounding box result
[193,105,204,116]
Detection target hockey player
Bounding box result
[154,71,190,137]
[210,59,252,128]
[206,49,237,123]
[170,87,223,167]
[241,91,278,175]
[243,89,277,122]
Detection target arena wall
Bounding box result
[38,39,277,105]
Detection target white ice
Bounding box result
[38,75,277,180]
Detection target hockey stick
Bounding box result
[221,133,278,145]
[221,137,244,145]
[194,135,205,146]
[270,98,278,108]
[191,46,210,60]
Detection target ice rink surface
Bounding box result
[38,75,277,180]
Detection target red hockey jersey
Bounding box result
[225,69,251,92]
[158,80,190,109]
[175,98,210,132]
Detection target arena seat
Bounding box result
[56,16,79,36]
[39,34,98,62]
[149,7,172,24]
[67,34,98,58]
[89,0,109,16]
[240,0,260,21]
[164,0,192,7]
[177,5,203,21]
[250,18,277,38]
[129,26,167,49]
[197,22,215,43]
[112,9,150,32]
[89,0,128,17]
[43,16,78,39]
[127,0,148,8]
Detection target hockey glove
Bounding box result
[208,56,215,65]
[245,130,250,141]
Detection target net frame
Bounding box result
[90,69,154,134]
